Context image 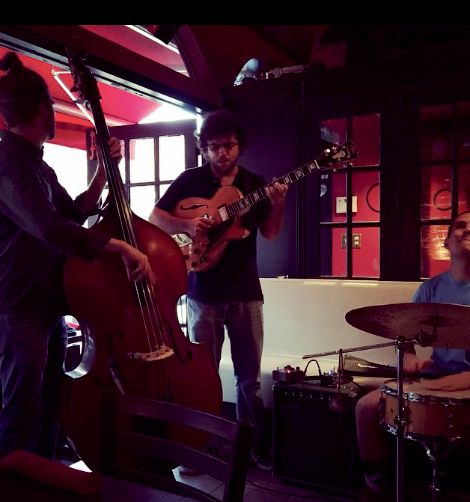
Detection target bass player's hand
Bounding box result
[105,238,156,283]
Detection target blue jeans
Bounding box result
[0,312,67,458]
[187,299,265,450]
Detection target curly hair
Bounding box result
[0,51,52,127]
[195,109,247,151]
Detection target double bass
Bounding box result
[60,48,222,469]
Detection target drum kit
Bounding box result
[302,302,470,502]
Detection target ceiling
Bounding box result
[0,25,191,149]
[0,45,168,149]
[2,25,470,150]
[0,24,330,149]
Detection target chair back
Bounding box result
[100,392,254,502]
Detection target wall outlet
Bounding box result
[341,233,362,249]
[336,196,357,214]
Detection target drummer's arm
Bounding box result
[421,371,470,391]
[403,352,433,374]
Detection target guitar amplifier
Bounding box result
[272,380,364,496]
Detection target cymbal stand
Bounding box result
[303,339,400,361]
[303,335,420,502]
[394,336,415,502]
[421,440,451,502]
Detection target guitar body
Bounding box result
[172,185,250,272]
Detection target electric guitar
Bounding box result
[172,141,358,272]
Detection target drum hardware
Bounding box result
[329,350,354,412]
[380,379,470,441]
[303,337,423,500]
[304,340,403,415]
[381,377,470,500]
[421,441,451,496]
[304,302,470,502]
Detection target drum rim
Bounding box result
[381,378,425,402]
[381,378,470,404]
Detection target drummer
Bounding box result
[355,210,470,496]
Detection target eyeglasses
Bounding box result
[206,141,239,153]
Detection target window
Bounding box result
[419,102,470,278]
[102,118,198,335]
[43,144,88,199]
[45,116,197,338]
[319,114,381,278]
[40,116,196,376]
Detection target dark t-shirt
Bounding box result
[0,131,109,318]
[156,163,271,302]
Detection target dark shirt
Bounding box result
[0,131,109,318]
[156,163,271,302]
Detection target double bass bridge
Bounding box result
[127,345,174,362]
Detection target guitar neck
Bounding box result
[226,159,319,216]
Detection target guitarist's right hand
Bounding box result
[186,216,213,237]
[149,207,212,238]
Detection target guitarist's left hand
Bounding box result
[261,181,288,240]
[266,181,288,209]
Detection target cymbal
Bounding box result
[345,302,470,349]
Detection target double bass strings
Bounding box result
[96,129,172,360]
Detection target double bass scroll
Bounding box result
[60,47,222,470]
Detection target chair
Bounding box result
[99,392,254,502]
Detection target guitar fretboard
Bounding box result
[226,160,319,217]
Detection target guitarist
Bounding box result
[149,109,287,470]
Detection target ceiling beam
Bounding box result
[178,25,297,88]
[249,26,303,64]
[0,24,221,112]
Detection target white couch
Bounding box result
[219,278,430,407]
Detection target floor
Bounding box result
[63,453,357,501]
[175,402,359,501]
[59,436,470,502]
[61,439,470,502]
[55,400,470,502]
[172,463,356,502]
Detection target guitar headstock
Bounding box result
[317,140,358,169]
[66,46,101,105]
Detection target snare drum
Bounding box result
[380,378,470,442]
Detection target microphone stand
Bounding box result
[303,334,430,502]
